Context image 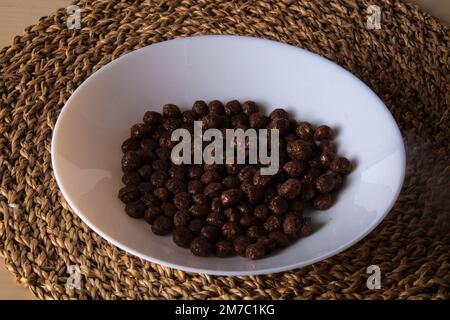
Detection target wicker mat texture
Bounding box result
[0,0,449,299]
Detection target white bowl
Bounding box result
[51,35,405,276]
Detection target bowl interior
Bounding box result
[52,36,405,275]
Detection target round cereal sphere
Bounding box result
[173,226,194,248]
[122,172,142,186]
[330,157,353,175]
[215,240,235,257]
[222,222,242,240]
[200,225,221,242]
[125,201,146,219]
[151,216,174,235]
[190,237,213,257]
[233,235,252,256]
[314,125,333,140]
[245,243,266,260]
[315,173,337,193]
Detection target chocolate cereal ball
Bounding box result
[215,240,234,257]
[166,178,186,194]
[188,219,205,235]
[143,111,163,125]
[264,188,277,202]
[253,170,275,189]
[192,194,211,207]
[287,140,313,160]
[210,197,222,214]
[220,189,242,208]
[240,215,259,228]
[315,173,336,193]
[154,187,171,202]
[204,182,224,197]
[301,182,316,201]
[141,138,157,151]
[268,231,291,248]
[243,185,264,205]
[224,100,242,116]
[269,108,290,120]
[140,194,158,208]
[224,208,241,223]
[201,171,221,184]
[331,173,344,189]
[173,192,191,210]
[233,235,252,256]
[278,178,302,199]
[303,168,322,183]
[225,164,241,175]
[189,204,209,218]
[208,100,225,115]
[121,137,140,153]
[330,157,353,175]
[236,202,253,216]
[190,237,213,257]
[247,226,266,241]
[313,193,334,210]
[150,170,168,188]
[130,123,151,138]
[319,151,334,168]
[295,122,314,140]
[162,104,181,118]
[125,200,146,219]
[188,166,203,179]
[163,118,182,132]
[121,151,142,172]
[268,196,289,215]
[169,166,187,179]
[257,236,277,253]
[192,100,208,116]
[161,203,177,218]
[242,101,259,115]
[231,113,249,127]
[118,185,140,204]
[282,213,301,236]
[159,132,174,148]
[282,160,305,178]
[223,176,240,189]
[245,243,265,260]
[188,180,204,194]
[173,226,194,248]
[253,204,270,220]
[151,216,174,235]
[200,225,221,242]
[174,209,190,227]
[206,212,226,227]
[122,171,142,186]
[299,217,314,237]
[182,110,197,123]
[238,166,256,182]
[264,215,282,232]
[267,118,291,136]
[290,200,304,214]
[137,182,153,194]
[249,113,269,129]
[138,165,153,179]
[314,125,333,140]
[222,222,242,240]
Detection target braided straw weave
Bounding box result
[0,0,449,299]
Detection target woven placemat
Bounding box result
[0,0,449,300]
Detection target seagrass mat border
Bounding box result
[0,0,449,300]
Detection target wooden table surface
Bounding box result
[0,0,448,300]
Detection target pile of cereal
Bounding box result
[118,100,352,259]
